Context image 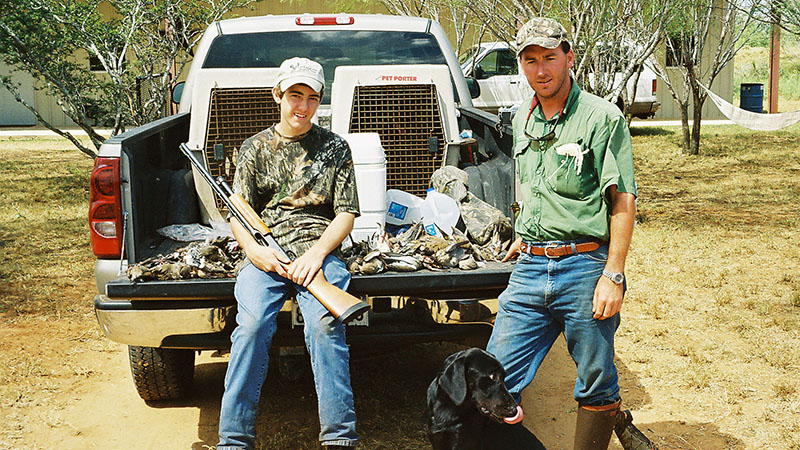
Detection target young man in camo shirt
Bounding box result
[216,57,361,450]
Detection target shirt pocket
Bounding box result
[544,148,598,200]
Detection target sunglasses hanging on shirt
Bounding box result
[523,98,565,150]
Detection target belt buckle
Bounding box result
[543,243,561,258]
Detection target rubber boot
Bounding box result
[573,401,620,450]
[614,409,659,450]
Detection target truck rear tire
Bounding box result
[128,346,195,401]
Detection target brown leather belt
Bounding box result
[519,241,601,258]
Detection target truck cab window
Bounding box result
[476,51,498,78]
[496,50,518,76]
[202,30,451,104]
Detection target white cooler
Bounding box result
[341,133,386,242]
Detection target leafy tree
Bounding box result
[0,0,258,158]
[650,0,761,154]
[760,0,800,34]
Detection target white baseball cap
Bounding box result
[275,57,325,94]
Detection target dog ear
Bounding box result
[438,350,469,406]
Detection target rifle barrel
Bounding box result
[178,142,370,324]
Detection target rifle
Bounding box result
[179,143,371,324]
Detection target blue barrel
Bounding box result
[740,83,763,113]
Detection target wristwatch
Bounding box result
[602,270,625,285]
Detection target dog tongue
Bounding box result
[503,405,524,424]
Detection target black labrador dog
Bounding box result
[423,348,546,450]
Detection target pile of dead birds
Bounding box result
[127,236,244,282]
[127,222,511,282]
[343,222,511,275]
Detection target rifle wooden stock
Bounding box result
[307,271,371,323]
[229,193,272,237]
[179,143,370,324]
[229,192,370,323]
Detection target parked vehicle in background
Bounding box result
[460,41,660,119]
[459,42,532,115]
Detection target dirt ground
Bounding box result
[0,281,744,450]
[0,311,608,450]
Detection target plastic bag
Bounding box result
[156,222,233,242]
[420,189,460,237]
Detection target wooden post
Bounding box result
[768,11,780,113]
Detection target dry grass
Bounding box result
[0,136,102,448]
[622,124,800,449]
[0,136,96,318]
[0,126,799,448]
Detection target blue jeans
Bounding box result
[217,255,358,449]
[486,241,621,407]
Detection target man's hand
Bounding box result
[247,245,291,278]
[287,247,326,287]
[592,276,624,320]
[502,237,523,262]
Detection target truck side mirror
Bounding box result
[172,82,185,104]
[465,77,481,99]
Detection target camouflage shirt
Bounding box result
[232,124,360,260]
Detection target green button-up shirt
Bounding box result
[513,80,637,242]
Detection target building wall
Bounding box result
[653,65,732,120]
[0,60,37,126]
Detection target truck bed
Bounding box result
[94,105,517,350]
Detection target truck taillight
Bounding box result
[296,15,354,26]
[652,79,657,95]
[89,157,123,258]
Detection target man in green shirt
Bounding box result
[485,17,638,450]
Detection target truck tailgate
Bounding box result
[105,261,514,300]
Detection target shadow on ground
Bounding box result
[629,126,675,137]
[162,338,742,450]
[521,336,743,450]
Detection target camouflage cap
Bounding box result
[516,17,570,56]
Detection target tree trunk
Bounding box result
[691,96,704,155]
[678,102,691,154]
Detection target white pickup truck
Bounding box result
[461,41,661,119]
[89,14,517,401]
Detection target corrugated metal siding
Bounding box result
[0,60,37,126]
[653,0,734,120]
